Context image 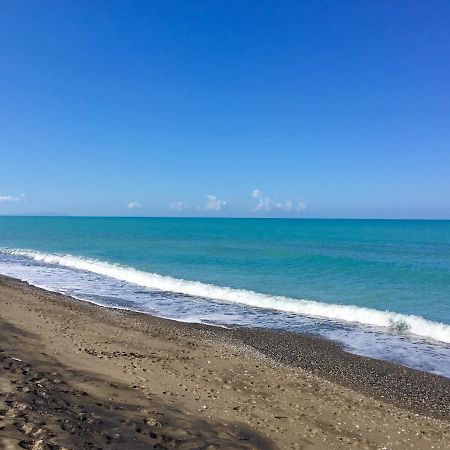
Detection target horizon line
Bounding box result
[0,214,449,221]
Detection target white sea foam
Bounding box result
[3,248,450,344]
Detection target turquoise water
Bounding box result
[0,216,449,376]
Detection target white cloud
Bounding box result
[276,200,293,211]
[252,188,273,211]
[254,196,272,211]
[204,194,226,211]
[297,201,307,211]
[127,201,142,209]
[251,188,269,211]
[251,189,306,212]
[0,194,25,203]
[169,201,190,211]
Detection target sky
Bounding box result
[1,1,449,219]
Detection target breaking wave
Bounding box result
[2,248,450,344]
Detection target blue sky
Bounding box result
[1,1,449,218]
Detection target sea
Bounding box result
[0,216,449,378]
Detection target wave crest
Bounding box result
[2,248,450,344]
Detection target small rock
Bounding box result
[144,418,160,426]
[22,422,34,434]
[0,400,9,412]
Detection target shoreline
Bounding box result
[1,274,450,448]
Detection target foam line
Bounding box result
[2,248,450,344]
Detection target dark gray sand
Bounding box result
[1,275,450,449]
[227,328,450,421]
[0,344,272,449]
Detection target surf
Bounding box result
[2,247,450,344]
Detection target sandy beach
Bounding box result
[1,275,449,449]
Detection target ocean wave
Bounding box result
[2,248,450,344]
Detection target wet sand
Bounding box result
[1,275,449,449]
